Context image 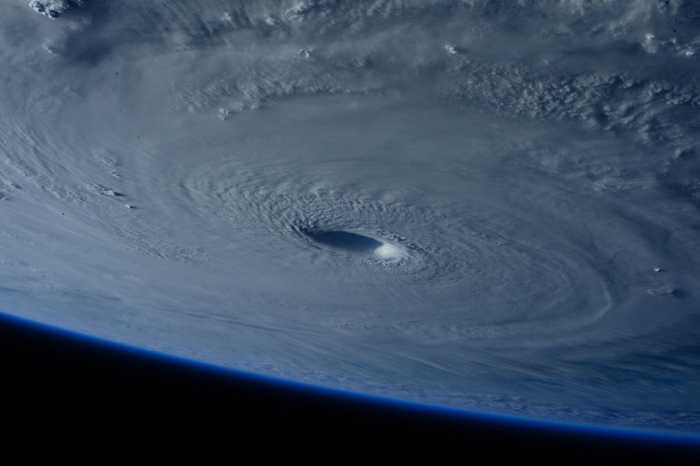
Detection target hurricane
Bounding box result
[1,0,700,432]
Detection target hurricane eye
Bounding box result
[302,230,383,253]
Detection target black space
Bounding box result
[0,313,698,462]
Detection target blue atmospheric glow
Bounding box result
[1,309,699,447]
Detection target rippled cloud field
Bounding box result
[1,0,700,431]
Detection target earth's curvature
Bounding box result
[1,0,700,432]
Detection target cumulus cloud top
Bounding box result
[29,0,85,18]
